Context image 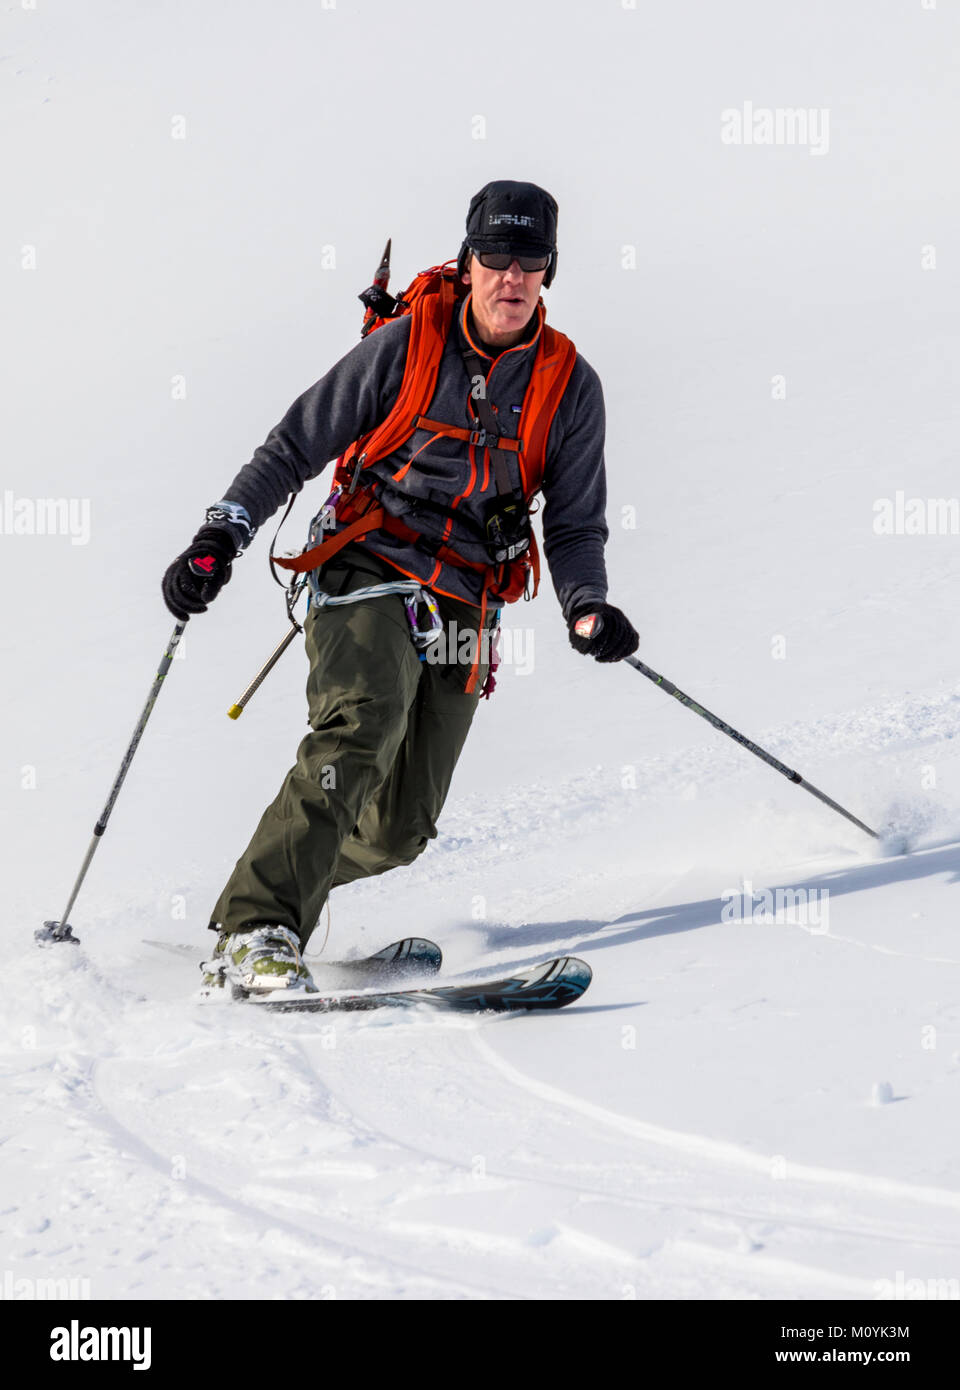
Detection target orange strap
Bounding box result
[273,505,386,574]
[336,273,460,490]
[273,500,502,582]
[369,510,489,580]
[515,324,577,495]
[465,586,488,696]
[413,415,522,453]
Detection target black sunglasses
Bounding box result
[474,250,551,273]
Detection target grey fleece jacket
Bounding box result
[221,295,609,621]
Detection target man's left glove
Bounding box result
[568,601,639,663]
[162,525,239,620]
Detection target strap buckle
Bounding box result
[469,428,487,447]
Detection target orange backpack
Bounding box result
[274,260,577,690]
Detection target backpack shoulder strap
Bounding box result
[340,270,460,489]
[516,321,578,497]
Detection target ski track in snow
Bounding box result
[6,682,960,1299]
[286,1021,960,1300]
[7,740,960,1308]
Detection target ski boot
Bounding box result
[200,925,318,999]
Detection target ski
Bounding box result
[244,955,592,1014]
[313,936,443,985]
[148,935,443,986]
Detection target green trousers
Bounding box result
[209,545,493,949]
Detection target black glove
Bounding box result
[568,601,639,663]
[162,525,238,620]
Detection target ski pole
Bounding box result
[622,652,878,840]
[37,621,187,945]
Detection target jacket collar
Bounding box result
[457,292,544,362]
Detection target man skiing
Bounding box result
[162,180,638,996]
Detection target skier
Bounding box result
[162,180,639,995]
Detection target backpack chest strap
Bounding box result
[412,414,521,455]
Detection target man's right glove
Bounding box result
[162,525,238,620]
[162,501,256,620]
[568,601,639,663]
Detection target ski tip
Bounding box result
[395,936,442,960]
[541,955,592,1000]
[429,954,594,1012]
[559,956,592,986]
[355,936,442,972]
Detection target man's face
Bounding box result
[462,252,548,346]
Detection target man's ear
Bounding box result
[461,268,472,285]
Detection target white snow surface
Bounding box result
[3,1,960,1300]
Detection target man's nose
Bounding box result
[502,260,524,282]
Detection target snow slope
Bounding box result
[3,0,960,1300]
